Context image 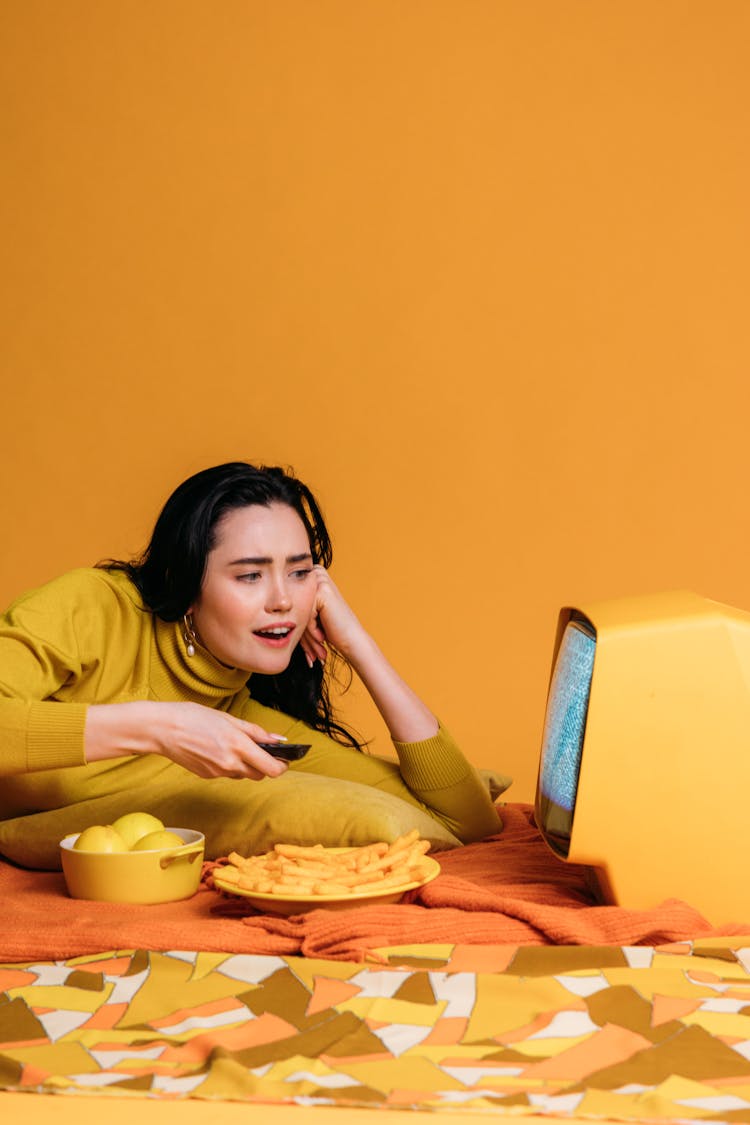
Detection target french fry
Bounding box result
[228,852,255,868]
[311,882,351,895]
[237,875,275,893]
[273,843,328,859]
[391,828,421,850]
[352,872,421,894]
[217,865,241,883]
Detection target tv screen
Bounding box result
[536,615,595,856]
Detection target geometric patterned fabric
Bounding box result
[3,939,750,1119]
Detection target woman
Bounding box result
[0,462,505,868]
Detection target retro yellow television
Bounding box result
[534,590,750,925]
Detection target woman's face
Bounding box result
[189,502,318,673]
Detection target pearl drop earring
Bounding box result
[183,613,197,658]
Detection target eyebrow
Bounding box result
[227,553,313,566]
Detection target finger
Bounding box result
[311,570,332,608]
[211,740,286,779]
[183,754,269,782]
[300,632,319,655]
[302,629,327,664]
[305,633,327,657]
[220,721,290,776]
[237,760,278,781]
[307,617,327,641]
[214,763,267,781]
[229,716,287,743]
[305,616,329,655]
[312,566,339,600]
[242,742,288,778]
[299,636,317,669]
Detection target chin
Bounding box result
[247,652,295,676]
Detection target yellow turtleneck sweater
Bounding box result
[0,568,503,867]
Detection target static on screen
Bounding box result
[539,621,595,813]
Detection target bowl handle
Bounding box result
[159,846,203,870]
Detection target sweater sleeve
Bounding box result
[0,699,88,774]
[391,725,504,842]
[0,571,100,775]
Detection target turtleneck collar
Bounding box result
[152,615,250,701]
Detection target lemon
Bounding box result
[131,830,185,851]
[73,825,129,853]
[111,811,165,849]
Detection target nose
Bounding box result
[266,576,293,613]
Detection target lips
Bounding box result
[253,623,295,647]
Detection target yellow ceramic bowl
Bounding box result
[60,827,205,904]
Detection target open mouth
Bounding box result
[253,626,294,645]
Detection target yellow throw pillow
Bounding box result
[0,768,462,870]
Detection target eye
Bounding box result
[291,567,313,580]
[237,572,262,583]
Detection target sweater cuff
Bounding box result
[392,723,470,792]
[27,702,88,771]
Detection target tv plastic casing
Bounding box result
[534,590,750,925]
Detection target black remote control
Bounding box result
[256,741,311,761]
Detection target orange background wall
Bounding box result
[2,1,749,802]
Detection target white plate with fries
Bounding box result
[211,833,440,915]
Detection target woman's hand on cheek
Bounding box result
[301,565,365,666]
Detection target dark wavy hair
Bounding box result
[100,461,361,749]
